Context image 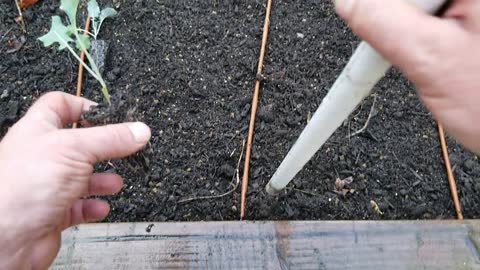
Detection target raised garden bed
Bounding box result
[51,220,480,269]
[1,0,480,222]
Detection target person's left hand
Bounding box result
[0,92,151,269]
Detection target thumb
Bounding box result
[60,122,151,163]
[334,0,458,81]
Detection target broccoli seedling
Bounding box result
[38,0,117,104]
[87,0,118,40]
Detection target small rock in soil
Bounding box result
[449,154,461,165]
[107,67,121,81]
[106,71,117,82]
[219,164,235,178]
[1,90,9,100]
[393,111,403,118]
[257,106,275,123]
[411,204,428,217]
[463,159,477,172]
[240,104,251,117]
[355,181,366,191]
[112,67,121,76]
[275,129,289,136]
[253,166,264,179]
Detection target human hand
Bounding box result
[334,0,480,151]
[0,92,151,269]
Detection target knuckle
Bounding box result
[107,125,130,145]
[32,92,69,126]
[40,91,67,104]
[343,0,369,33]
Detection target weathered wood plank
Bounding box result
[52,221,480,269]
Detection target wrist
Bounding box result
[0,244,31,270]
[0,189,31,262]
[0,211,27,256]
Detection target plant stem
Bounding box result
[54,31,111,105]
[77,28,95,38]
[54,31,101,83]
[74,32,111,104]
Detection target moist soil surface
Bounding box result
[2,0,480,222]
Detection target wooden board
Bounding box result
[52,221,480,269]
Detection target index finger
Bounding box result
[21,91,96,132]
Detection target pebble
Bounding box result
[240,104,251,117]
[393,111,403,118]
[449,154,461,165]
[106,72,117,82]
[463,159,477,172]
[257,107,274,123]
[296,33,305,39]
[1,90,9,100]
[219,164,235,178]
[411,204,428,217]
[112,67,121,76]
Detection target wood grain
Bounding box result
[52,221,480,269]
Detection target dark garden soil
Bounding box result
[1,0,480,222]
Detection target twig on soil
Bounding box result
[229,148,236,158]
[407,167,423,181]
[437,123,463,220]
[1,28,13,40]
[178,139,245,204]
[350,95,377,138]
[72,16,91,129]
[14,0,27,33]
[103,161,116,171]
[240,0,273,220]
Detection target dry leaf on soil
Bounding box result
[6,35,26,54]
[370,200,384,215]
[334,176,355,196]
[18,0,40,9]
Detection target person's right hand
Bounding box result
[334,0,480,151]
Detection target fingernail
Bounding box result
[333,0,354,16]
[128,122,151,143]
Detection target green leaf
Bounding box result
[60,0,80,26]
[100,8,118,22]
[76,34,91,50]
[87,0,101,20]
[38,16,74,50]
